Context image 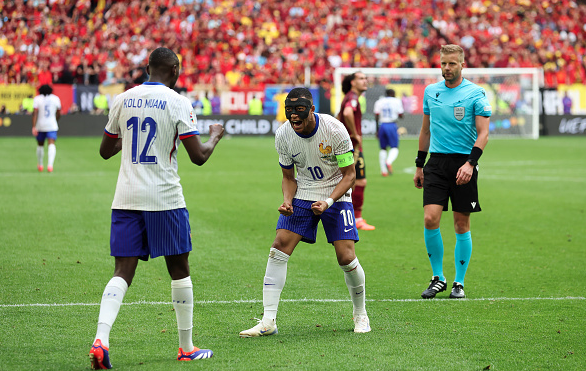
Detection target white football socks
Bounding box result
[36,146,44,166]
[95,276,128,348]
[172,276,194,352]
[379,150,388,174]
[340,258,367,316]
[387,147,399,166]
[47,143,56,167]
[262,247,290,322]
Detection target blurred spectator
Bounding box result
[248,94,263,115]
[210,93,221,115]
[0,0,585,88]
[21,94,34,114]
[192,95,203,115]
[201,92,212,116]
[93,94,109,115]
[562,91,572,114]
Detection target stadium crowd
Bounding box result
[1,0,585,91]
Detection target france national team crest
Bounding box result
[318,140,335,163]
[454,107,465,121]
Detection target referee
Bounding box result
[413,44,491,299]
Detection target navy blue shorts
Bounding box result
[378,123,398,149]
[276,199,359,244]
[110,208,192,260]
[36,131,58,142]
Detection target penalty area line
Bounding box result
[1,296,585,308]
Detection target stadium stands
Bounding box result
[0,0,585,90]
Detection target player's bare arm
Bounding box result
[99,133,122,159]
[182,124,225,165]
[278,167,297,216]
[311,158,356,215]
[342,106,361,148]
[414,115,431,189]
[32,108,38,136]
[456,115,489,185]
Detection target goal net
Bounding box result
[333,67,542,139]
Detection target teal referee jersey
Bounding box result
[423,78,491,154]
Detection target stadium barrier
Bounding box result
[2,113,577,137]
[542,115,586,136]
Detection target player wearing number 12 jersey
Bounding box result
[90,47,224,369]
[239,88,370,338]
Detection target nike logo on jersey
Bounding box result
[292,152,301,157]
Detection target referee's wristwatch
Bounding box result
[466,159,478,167]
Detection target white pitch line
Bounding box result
[1,296,584,308]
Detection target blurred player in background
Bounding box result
[338,72,375,230]
[374,87,404,176]
[89,47,224,369]
[239,87,370,338]
[414,44,491,300]
[32,84,61,172]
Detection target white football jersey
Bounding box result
[104,82,199,211]
[275,113,353,203]
[373,96,404,123]
[33,94,61,132]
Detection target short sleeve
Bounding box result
[423,87,430,115]
[177,97,200,139]
[373,99,381,114]
[104,95,123,137]
[54,95,62,110]
[333,120,353,156]
[33,96,41,109]
[473,88,492,117]
[275,129,293,168]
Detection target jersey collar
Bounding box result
[295,113,319,138]
[142,82,166,86]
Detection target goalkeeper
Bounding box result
[413,44,491,300]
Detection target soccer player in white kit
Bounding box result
[239,88,370,338]
[89,47,224,369]
[373,88,404,176]
[32,84,61,172]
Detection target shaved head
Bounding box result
[147,47,180,88]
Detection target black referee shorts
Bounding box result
[423,153,481,213]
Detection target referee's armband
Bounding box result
[336,151,355,167]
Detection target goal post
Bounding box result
[333,67,542,139]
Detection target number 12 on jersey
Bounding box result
[127,116,158,164]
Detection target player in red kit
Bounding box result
[338,72,374,230]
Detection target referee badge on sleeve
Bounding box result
[454,107,465,121]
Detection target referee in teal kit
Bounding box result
[413,44,491,299]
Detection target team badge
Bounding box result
[454,107,465,121]
[350,99,357,108]
[318,140,335,163]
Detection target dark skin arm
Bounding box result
[181,124,225,165]
[277,166,298,216]
[99,134,122,159]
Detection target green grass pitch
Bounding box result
[1,135,584,370]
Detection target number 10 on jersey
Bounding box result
[127,116,158,164]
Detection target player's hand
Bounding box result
[208,124,225,140]
[413,168,424,189]
[278,202,293,216]
[311,200,328,215]
[32,127,38,137]
[456,162,474,185]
